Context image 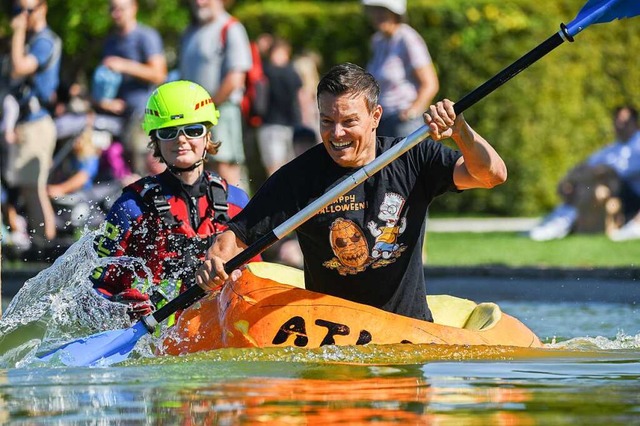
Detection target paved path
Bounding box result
[428,217,540,233]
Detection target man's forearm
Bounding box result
[453,123,507,188]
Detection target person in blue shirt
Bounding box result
[47,124,101,199]
[9,0,61,251]
[94,0,167,177]
[529,106,640,241]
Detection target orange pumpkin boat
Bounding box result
[159,262,542,355]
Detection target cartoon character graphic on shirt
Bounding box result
[323,218,371,275]
[367,192,407,266]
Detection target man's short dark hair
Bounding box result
[317,62,380,112]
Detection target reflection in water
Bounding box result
[161,373,433,425]
[3,356,640,424]
[155,370,539,425]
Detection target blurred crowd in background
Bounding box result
[2,0,639,265]
[1,0,328,262]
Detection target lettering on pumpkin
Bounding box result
[272,316,309,347]
[272,316,373,347]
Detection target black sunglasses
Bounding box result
[12,2,44,16]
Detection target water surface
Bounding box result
[0,234,638,424]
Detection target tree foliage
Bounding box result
[1,0,637,216]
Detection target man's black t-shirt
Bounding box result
[228,136,462,321]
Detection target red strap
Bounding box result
[220,17,239,48]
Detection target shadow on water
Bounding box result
[429,274,640,304]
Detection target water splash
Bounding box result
[0,230,155,368]
[549,331,640,350]
[138,344,527,365]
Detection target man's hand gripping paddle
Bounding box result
[39,0,639,367]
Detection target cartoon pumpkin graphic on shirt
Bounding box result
[323,218,370,275]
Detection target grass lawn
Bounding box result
[424,232,640,268]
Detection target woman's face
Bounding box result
[365,6,398,36]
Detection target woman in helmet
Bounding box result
[90,80,256,321]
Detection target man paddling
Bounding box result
[196,63,507,321]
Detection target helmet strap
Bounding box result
[166,160,204,174]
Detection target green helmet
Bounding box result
[142,80,220,135]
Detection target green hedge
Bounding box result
[2,0,637,216]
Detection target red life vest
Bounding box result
[126,171,230,288]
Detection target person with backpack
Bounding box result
[179,0,252,190]
[90,80,257,321]
[9,0,61,254]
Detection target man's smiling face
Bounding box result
[318,91,382,168]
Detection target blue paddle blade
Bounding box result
[38,321,150,367]
[566,0,640,37]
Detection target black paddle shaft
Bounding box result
[150,232,279,325]
[454,29,568,115]
[145,25,572,331]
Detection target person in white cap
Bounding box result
[362,0,440,138]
